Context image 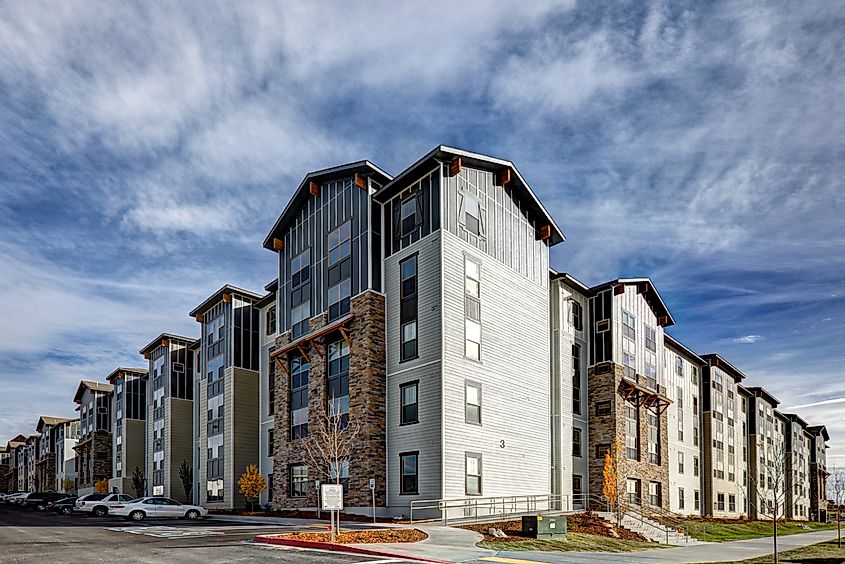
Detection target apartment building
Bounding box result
[807,424,830,521]
[107,367,148,495]
[140,333,196,502]
[189,285,262,509]
[54,419,79,493]
[783,413,812,520]
[34,416,71,492]
[550,272,590,505]
[5,436,26,492]
[664,335,705,516]
[0,445,9,492]
[73,380,113,495]
[745,387,786,519]
[257,280,277,507]
[701,354,750,517]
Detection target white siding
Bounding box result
[665,345,703,515]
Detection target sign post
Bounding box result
[369,478,376,523]
[321,484,344,544]
[315,480,321,520]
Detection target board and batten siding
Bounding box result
[258,301,276,506]
[384,231,443,513]
[611,289,665,387]
[228,367,260,509]
[665,344,703,515]
[441,229,550,500]
[166,398,194,503]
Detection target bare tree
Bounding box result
[828,465,845,548]
[737,448,790,564]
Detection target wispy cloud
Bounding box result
[731,335,765,344]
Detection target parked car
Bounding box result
[21,492,69,511]
[110,497,208,521]
[50,496,78,515]
[74,493,134,517]
[6,492,31,505]
[0,492,28,503]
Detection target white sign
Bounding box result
[152,485,164,496]
[321,484,344,511]
[369,478,375,490]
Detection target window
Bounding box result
[328,222,351,266]
[289,465,308,498]
[596,401,611,416]
[290,355,309,439]
[207,479,224,502]
[573,474,583,495]
[694,490,700,511]
[400,452,418,494]
[648,407,660,464]
[573,428,582,457]
[327,340,350,427]
[400,255,418,361]
[648,482,662,507]
[729,494,736,512]
[465,381,481,424]
[400,381,418,425]
[329,459,350,493]
[465,453,482,495]
[626,400,639,460]
[327,223,352,320]
[595,444,611,459]
[675,355,684,376]
[717,493,725,511]
[678,488,685,510]
[268,353,276,416]
[571,301,583,331]
[268,429,275,455]
[266,306,277,336]
[464,195,482,236]
[401,197,417,237]
[464,257,481,360]
[693,455,699,476]
[621,310,636,340]
[678,452,684,474]
[328,279,351,321]
[291,301,310,340]
[645,326,656,352]
[572,344,582,415]
[626,478,641,504]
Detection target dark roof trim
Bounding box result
[664,334,705,365]
[590,278,675,326]
[746,386,781,407]
[73,380,114,404]
[807,425,831,442]
[139,333,197,355]
[702,353,747,383]
[549,270,592,295]
[374,145,565,246]
[264,279,278,293]
[255,290,276,309]
[262,161,392,250]
[188,284,263,318]
[783,413,809,429]
[36,416,71,432]
[105,367,149,383]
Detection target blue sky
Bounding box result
[0,1,842,462]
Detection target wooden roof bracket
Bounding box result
[274,356,290,376]
[339,327,352,350]
[296,344,311,364]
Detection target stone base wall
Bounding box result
[272,290,386,509]
[75,432,113,490]
[809,464,828,522]
[35,454,56,492]
[588,362,670,510]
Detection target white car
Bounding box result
[74,493,135,516]
[5,492,30,504]
[109,497,208,521]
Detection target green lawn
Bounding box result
[700,538,845,563]
[478,532,665,552]
[683,520,837,542]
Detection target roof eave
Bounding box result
[188,285,264,318]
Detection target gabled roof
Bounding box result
[263,160,392,250]
[549,270,591,295]
[105,367,149,383]
[6,434,26,449]
[664,334,705,365]
[746,386,780,407]
[702,353,746,383]
[139,333,197,356]
[264,279,278,293]
[188,284,264,318]
[36,416,71,432]
[374,145,565,246]
[807,425,831,442]
[73,380,114,404]
[783,413,809,429]
[590,278,674,327]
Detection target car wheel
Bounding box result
[93,506,108,517]
[185,509,200,520]
[61,506,72,515]
[130,510,145,521]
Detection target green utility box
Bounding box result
[521,514,567,540]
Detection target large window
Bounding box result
[464,257,481,360]
[648,481,661,507]
[645,326,656,352]
[648,406,660,465]
[465,381,481,425]
[268,354,276,416]
[207,479,224,502]
[291,301,310,340]
[401,197,417,237]
[678,451,684,474]
[400,255,418,361]
[327,340,350,427]
[289,465,308,498]
[621,310,636,340]
[328,222,352,320]
[400,381,418,425]
[291,249,310,288]
[571,301,583,331]
[463,195,483,236]
[573,428,582,457]
[400,452,418,495]
[626,400,639,460]
[572,344,582,415]
[465,452,482,496]
[290,355,309,439]
[266,306,276,336]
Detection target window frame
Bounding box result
[399,254,419,362]
[399,451,419,495]
[465,380,482,425]
[465,452,482,496]
[399,381,419,426]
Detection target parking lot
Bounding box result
[0,504,416,563]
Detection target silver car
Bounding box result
[109,497,208,521]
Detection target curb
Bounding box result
[252,534,452,563]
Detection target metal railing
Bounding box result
[594,494,690,544]
[409,493,587,525]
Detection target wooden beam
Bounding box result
[161,339,169,349]
[354,172,366,189]
[497,168,512,186]
[537,225,551,241]
[296,344,310,364]
[274,356,289,376]
[195,314,204,323]
[614,284,626,295]
[339,327,352,350]
[309,181,320,197]
[143,352,150,360]
[272,238,284,251]
[223,293,232,303]
[449,157,462,177]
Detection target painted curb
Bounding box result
[252,534,452,563]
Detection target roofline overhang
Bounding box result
[783,413,809,429]
[139,333,197,356]
[188,284,264,318]
[807,425,831,442]
[549,269,592,295]
[374,145,565,246]
[590,278,675,326]
[746,386,781,407]
[105,367,149,383]
[702,353,747,383]
[73,380,114,404]
[663,334,705,365]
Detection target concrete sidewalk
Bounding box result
[351,524,494,563]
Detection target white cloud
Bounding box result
[731,335,764,344]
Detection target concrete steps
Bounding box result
[596,510,698,545]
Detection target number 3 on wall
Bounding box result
[499,440,505,449]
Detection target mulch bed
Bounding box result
[272,529,427,544]
[459,513,647,543]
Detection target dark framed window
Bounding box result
[289,465,308,498]
[400,255,418,361]
[621,310,636,340]
[595,443,611,459]
[400,452,418,494]
[573,474,583,495]
[268,428,275,455]
[678,487,685,510]
[717,492,725,511]
[290,354,309,439]
[464,256,481,361]
[328,222,352,321]
[465,452,482,496]
[573,427,582,457]
[645,326,656,352]
[401,197,417,237]
[291,249,310,288]
[465,381,481,424]
[572,344,581,415]
[327,340,350,427]
[571,301,583,331]
[464,195,482,236]
[596,401,611,416]
[268,354,276,416]
[400,381,418,425]
[266,306,277,336]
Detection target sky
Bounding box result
[0,1,842,463]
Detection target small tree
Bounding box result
[61,478,75,493]
[828,465,845,548]
[94,478,109,493]
[131,466,146,499]
[238,464,266,512]
[602,439,626,525]
[738,448,790,564]
[178,460,193,504]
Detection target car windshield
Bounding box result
[127,498,144,503]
